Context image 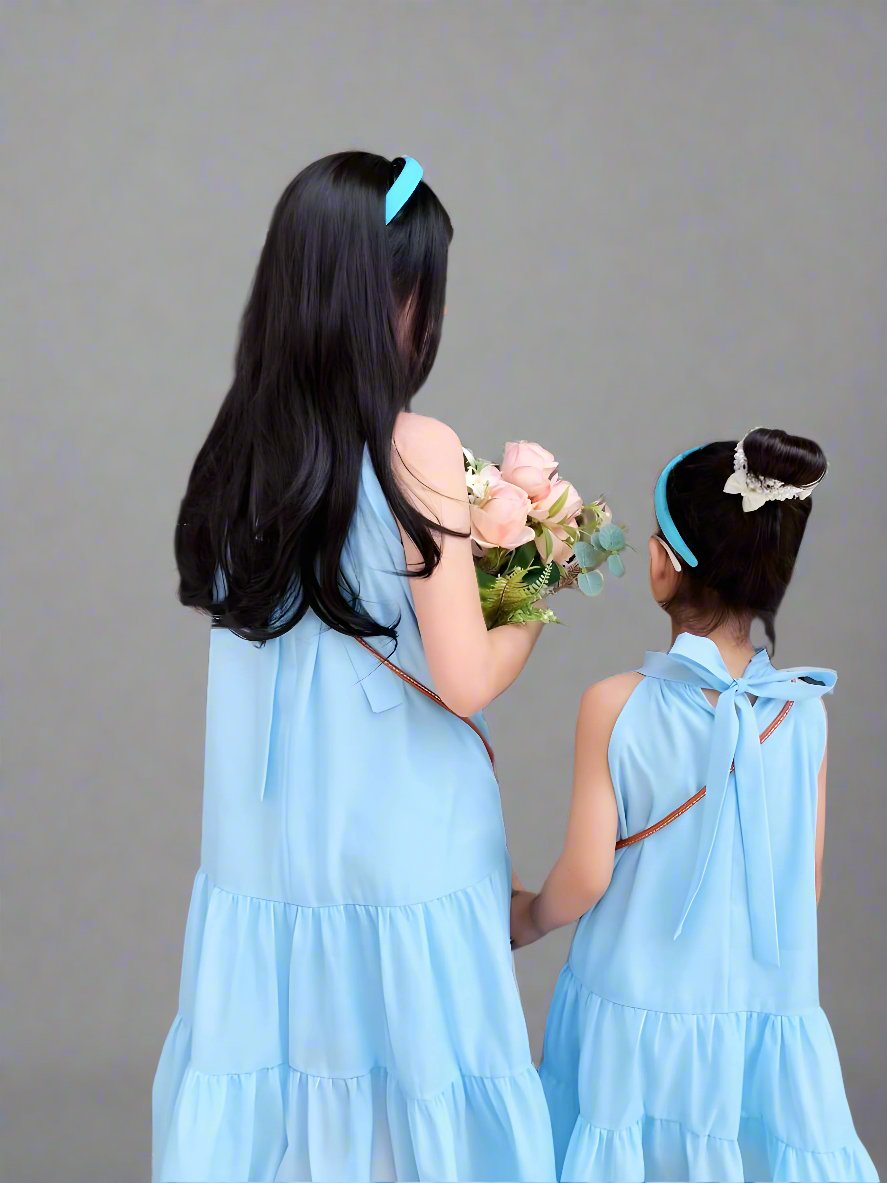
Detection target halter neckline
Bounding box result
[666,632,774,688]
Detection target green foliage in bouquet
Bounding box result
[475,557,559,630]
[464,446,629,629]
[570,520,629,598]
[473,513,628,629]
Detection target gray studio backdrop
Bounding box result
[4,3,885,1180]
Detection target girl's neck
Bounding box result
[670,621,757,681]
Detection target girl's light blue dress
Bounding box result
[152,451,555,1183]
[541,633,877,1183]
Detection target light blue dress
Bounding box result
[540,633,877,1182]
[152,450,555,1182]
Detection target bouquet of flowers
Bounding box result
[465,440,627,629]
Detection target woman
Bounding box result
[152,152,555,1182]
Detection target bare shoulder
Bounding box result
[394,411,462,466]
[393,411,466,500]
[578,672,644,739]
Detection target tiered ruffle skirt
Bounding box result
[153,868,555,1182]
[540,962,877,1182]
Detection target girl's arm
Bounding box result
[392,412,543,717]
[815,711,828,904]
[511,673,640,947]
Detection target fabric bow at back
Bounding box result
[639,633,836,967]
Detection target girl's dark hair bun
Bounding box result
[659,427,828,648]
[742,427,828,490]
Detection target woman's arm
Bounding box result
[392,412,544,717]
[510,673,640,947]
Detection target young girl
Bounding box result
[511,428,877,1183]
[153,152,556,1182]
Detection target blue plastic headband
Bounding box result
[385,157,423,224]
[654,446,703,568]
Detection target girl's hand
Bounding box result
[510,890,544,949]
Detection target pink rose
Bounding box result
[529,478,584,563]
[530,477,583,527]
[470,475,535,551]
[500,441,559,499]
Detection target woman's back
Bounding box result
[200,447,505,907]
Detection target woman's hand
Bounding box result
[510,890,544,949]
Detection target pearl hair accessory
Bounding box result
[723,430,825,513]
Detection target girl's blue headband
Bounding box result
[385,157,423,224]
[654,446,703,568]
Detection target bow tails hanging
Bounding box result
[639,635,836,967]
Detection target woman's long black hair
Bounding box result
[175,152,454,642]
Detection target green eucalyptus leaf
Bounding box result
[598,523,626,552]
[607,553,625,578]
[578,569,605,597]
[573,540,597,569]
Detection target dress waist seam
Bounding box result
[565,960,821,1019]
[199,863,505,911]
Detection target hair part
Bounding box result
[656,427,828,648]
[175,151,455,643]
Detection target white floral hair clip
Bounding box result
[723,429,825,513]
